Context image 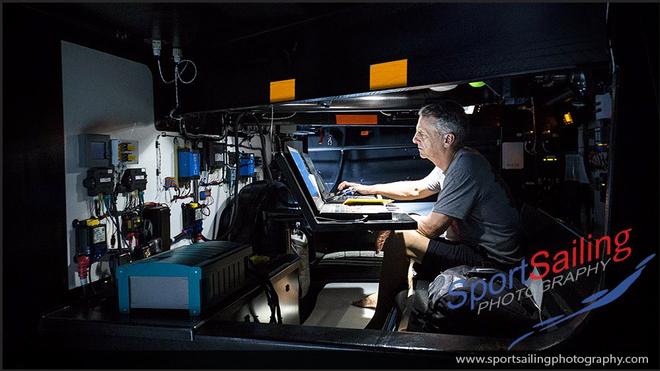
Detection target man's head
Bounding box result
[413,101,468,161]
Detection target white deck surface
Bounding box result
[302,282,378,329]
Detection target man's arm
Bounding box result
[410,212,453,239]
[338,179,437,201]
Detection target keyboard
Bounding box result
[325,194,378,203]
[319,203,390,215]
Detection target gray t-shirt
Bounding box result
[432,147,521,264]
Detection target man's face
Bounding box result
[412,116,443,159]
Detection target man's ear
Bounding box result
[444,133,455,146]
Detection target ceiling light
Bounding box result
[357,96,407,101]
[281,103,317,106]
[429,84,458,92]
[468,81,486,88]
[463,105,475,115]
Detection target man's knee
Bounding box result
[399,230,429,262]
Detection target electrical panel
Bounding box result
[178,149,201,181]
[119,168,148,192]
[79,134,110,167]
[82,167,114,196]
[206,142,226,170]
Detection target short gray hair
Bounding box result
[418,102,469,147]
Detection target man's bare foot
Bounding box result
[352,292,378,309]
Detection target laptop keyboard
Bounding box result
[326,194,377,203]
[320,203,389,214]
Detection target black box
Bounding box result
[143,205,171,251]
[120,168,147,192]
[206,142,226,170]
[182,203,203,228]
[82,167,114,196]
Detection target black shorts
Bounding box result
[415,238,495,281]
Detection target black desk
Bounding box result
[310,211,417,231]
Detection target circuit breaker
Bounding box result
[110,139,139,165]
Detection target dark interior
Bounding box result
[3,3,659,368]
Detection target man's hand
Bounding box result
[375,230,393,253]
[337,181,372,195]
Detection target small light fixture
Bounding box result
[281,103,317,106]
[429,84,458,92]
[562,112,574,125]
[468,81,486,88]
[358,96,407,101]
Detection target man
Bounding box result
[338,101,521,329]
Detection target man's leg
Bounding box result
[366,230,430,329]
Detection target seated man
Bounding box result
[338,101,521,329]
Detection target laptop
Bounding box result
[296,148,379,204]
[285,146,393,220]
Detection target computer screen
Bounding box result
[287,146,324,207]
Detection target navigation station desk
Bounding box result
[274,151,420,232]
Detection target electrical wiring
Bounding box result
[243,113,273,182]
[524,97,538,155]
[201,205,211,217]
[176,60,198,84]
[103,196,129,250]
[157,59,176,84]
[204,194,215,208]
[87,199,96,219]
[269,105,275,145]
[159,53,199,121]
[218,113,242,241]
[155,135,163,199]
[170,65,182,120]
[260,112,297,121]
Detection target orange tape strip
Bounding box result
[270,79,295,103]
[370,59,407,90]
[336,114,378,125]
